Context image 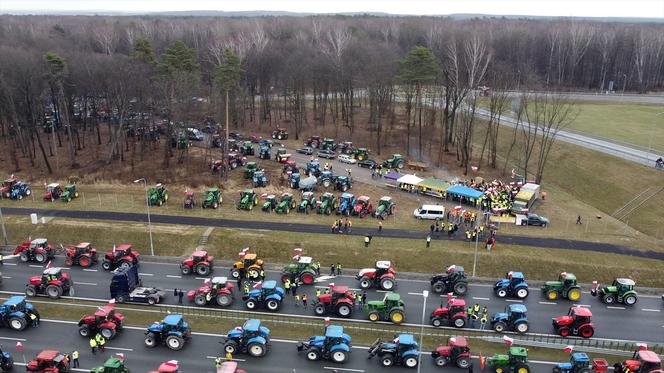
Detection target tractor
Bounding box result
[276,148,292,163]
[485,346,531,373]
[60,184,79,202]
[275,192,297,214]
[90,356,129,373]
[374,196,396,219]
[183,191,195,208]
[357,260,397,291]
[9,181,31,200]
[187,276,234,307]
[316,192,338,215]
[262,194,277,212]
[259,145,271,160]
[552,306,594,338]
[321,138,338,151]
[212,159,225,173]
[353,147,369,161]
[202,187,222,209]
[243,280,285,311]
[148,183,169,206]
[63,242,98,267]
[616,349,662,373]
[219,362,248,373]
[272,127,289,140]
[334,175,352,192]
[430,296,468,328]
[541,272,582,301]
[222,319,270,358]
[258,139,274,148]
[336,192,355,215]
[306,161,322,177]
[491,304,530,334]
[431,336,472,369]
[298,192,317,213]
[352,195,373,218]
[237,189,259,210]
[230,251,264,280]
[25,267,72,299]
[281,256,319,285]
[494,271,529,299]
[339,141,355,154]
[144,314,191,351]
[226,152,247,170]
[240,141,255,156]
[78,304,124,340]
[304,135,321,148]
[368,334,420,368]
[0,178,16,198]
[591,278,638,306]
[101,244,139,271]
[297,325,351,364]
[552,353,608,373]
[43,183,63,201]
[0,295,39,331]
[26,350,70,373]
[244,161,259,179]
[288,172,302,189]
[0,347,12,372]
[319,170,334,188]
[364,292,406,324]
[252,170,268,187]
[180,250,214,276]
[313,285,355,318]
[430,265,469,296]
[382,154,405,169]
[14,238,55,263]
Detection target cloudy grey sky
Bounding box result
[1,0,663,18]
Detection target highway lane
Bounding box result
[1,259,662,343]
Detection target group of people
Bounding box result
[369,164,389,179]
[89,332,107,355]
[331,218,353,233]
[466,303,490,330]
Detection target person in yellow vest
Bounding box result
[29,312,38,327]
[215,356,223,368]
[71,350,79,368]
[96,333,106,352]
[315,288,321,298]
[226,351,233,361]
[243,282,250,295]
[89,338,97,354]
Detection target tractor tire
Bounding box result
[516,288,529,299]
[8,317,26,331]
[78,325,92,337]
[213,202,219,209]
[567,288,582,301]
[46,285,63,299]
[248,269,260,279]
[389,309,404,324]
[577,368,592,373]
[75,192,79,198]
[299,272,315,285]
[181,266,192,275]
[158,200,163,206]
[397,162,404,170]
[119,261,131,271]
[100,327,116,340]
[579,326,594,338]
[102,260,112,271]
[144,333,158,348]
[325,207,331,215]
[115,295,126,304]
[336,303,352,318]
[431,317,442,327]
[266,299,280,311]
[253,196,259,206]
[624,295,637,305]
[452,317,466,328]
[305,347,321,361]
[79,256,91,267]
[557,326,570,337]
[314,303,327,316]
[380,277,395,291]
[493,321,507,333]
[224,341,238,354]
[19,252,29,262]
[602,294,616,304]
[435,356,448,366]
[457,357,471,369]
[331,350,348,363]
[432,282,446,294]
[194,294,207,306]
[34,253,46,263]
[25,285,37,297]
[359,276,373,289]
[453,281,468,295]
[515,321,529,334]
[546,290,559,300]
[514,363,530,373]
[245,298,258,310]
[495,288,508,298]
[230,269,241,279]
[166,335,185,350]
[380,354,395,367]
[248,342,266,357]
[291,200,297,209]
[216,294,233,307]
[367,311,380,322]
[341,185,348,192]
[195,264,210,276]
[404,356,418,368]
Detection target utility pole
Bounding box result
[224,89,229,181]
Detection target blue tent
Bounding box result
[447,185,484,200]
[384,171,404,180]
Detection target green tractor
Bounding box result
[297,191,316,213]
[591,278,638,305]
[244,161,259,179]
[201,187,222,209]
[60,184,79,202]
[148,184,168,206]
[364,292,406,324]
[382,154,405,170]
[90,356,129,373]
[374,196,396,219]
[321,138,338,151]
[485,346,530,373]
[240,141,255,156]
[316,192,338,215]
[237,189,259,210]
[262,194,278,212]
[275,192,297,214]
[353,148,369,161]
[281,255,319,285]
[541,272,582,301]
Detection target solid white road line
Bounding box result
[83,269,98,272]
[0,336,26,341]
[166,275,181,278]
[74,282,98,286]
[1,276,11,279]
[13,362,88,373]
[29,265,43,268]
[505,299,523,302]
[139,273,154,276]
[539,301,557,305]
[206,356,246,362]
[4,263,16,266]
[105,346,133,352]
[323,367,365,372]
[195,277,209,280]
[607,306,626,310]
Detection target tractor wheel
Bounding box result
[390,205,396,215]
[331,350,348,363]
[516,288,529,299]
[8,317,26,331]
[164,193,169,202]
[306,347,321,361]
[46,285,63,299]
[380,354,395,367]
[495,368,505,373]
[79,256,91,267]
[248,269,260,279]
[515,321,529,334]
[216,294,233,307]
[515,363,530,373]
[248,203,253,211]
[452,317,467,328]
[115,295,126,304]
[546,290,559,300]
[567,288,582,301]
[245,299,257,310]
[432,282,446,294]
[144,333,158,348]
[431,317,442,327]
[435,356,448,366]
[100,327,116,340]
[300,272,315,285]
[624,295,637,305]
[194,294,207,306]
[579,326,594,338]
[19,252,29,262]
[380,277,395,291]
[358,154,365,161]
[457,357,471,369]
[404,356,419,368]
[314,303,327,316]
[213,202,219,209]
[368,311,380,322]
[341,185,348,192]
[323,180,331,188]
[34,252,46,263]
[397,162,404,170]
[230,269,241,279]
[325,207,331,215]
[336,303,352,318]
[389,310,404,324]
[166,335,185,350]
[359,276,373,289]
[248,342,266,357]
[493,321,507,333]
[453,281,468,296]
[291,201,297,209]
[119,261,131,271]
[25,285,37,297]
[266,299,280,311]
[557,326,570,337]
[102,260,112,271]
[195,264,210,276]
[602,294,616,304]
[75,191,79,198]
[223,341,238,355]
[181,266,192,275]
[78,324,91,337]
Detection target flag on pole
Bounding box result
[447,265,457,273]
[328,283,335,288]
[108,298,116,304]
[446,293,453,302]
[116,353,124,360]
[393,337,400,344]
[292,255,300,261]
[253,281,263,289]
[45,261,53,269]
[324,317,330,327]
[503,336,514,346]
[564,345,574,353]
[165,360,178,367]
[112,245,116,253]
[637,343,648,351]
[15,342,23,351]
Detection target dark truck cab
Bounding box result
[110,265,165,305]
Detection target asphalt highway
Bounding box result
[0,259,662,344]
[0,318,566,373]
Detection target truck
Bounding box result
[110,265,165,305]
[512,183,540,215]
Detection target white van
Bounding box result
[413,205,445,220]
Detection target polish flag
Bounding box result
[563,345,574,353]
[15,342,23,351]
[503,336,514,346]
[112,245,116,253]
[324,317,330,327]
[292,255,300,261]
[293,248,303,255]
[45,261,53,269]
[165,360,178,367]
[637,343,648,351]
[242,247,250,253]
[108,299,116,304]
[328,283,335,288]
[393,337,400,344]
[253,281,263,289]
[116,353,124,360]
[447,265,457,273]
[446,293,453,302]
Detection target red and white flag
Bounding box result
[446,293,453,302]
[503,336,514,346]
[328,283,335,288]
[324,317,330,327]
[45,261,53,269]
[292,255,300,261]
[253,281,263,289]
[393,337,400,344]
[293,248,303,255]
[15,342,23,351]
[112,245,116,253]
[637,343,648,351]
[116,353,124,360]
[165,360,178,367]
[563,345,574,353]
[447,265,457,272]
[108,299,116,305]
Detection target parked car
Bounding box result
[187,128,204,141]
[522,214,549,227]
[358,159,377,169]
[296,147,314,155]
[338,154,357,164]
[317,149,336,159]
[413,205,445,220]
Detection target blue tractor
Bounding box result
[0,295,39,331]
[368,333,420,368]
[10,181,31,200]
[289,172,302,189]
[319,170,334,188]
[552,352,609,373]
[336,193,355,216]
[243,280,285,312]
[144,314,191,351]
[494,271,529,299]
[259,145,271,160]
[306,160,322,177]
[252,170,268,188]
[221,319,270,358]
[491,304,530,334]
[297,325,351,364]
[0,347,13,371]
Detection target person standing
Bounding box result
[480,306,488,330]
[364,236,371,248]
[467,306,474,328]
[302,293,308,309]
[225,351,233,361]
[215,357,223,370]
[426,235,431,248]
[178,289,184,304]
[347,219,352,233]
[378,221,383,233]
[336,263,342,276]
[89,338,97,355]
[315,288,321,298]
[96,334,106,352]
[284,278,291,295]
[71,351,79,368]
[30,312,38,327]
[576,215,582,225]
[294,294,300,307]
[243,282,250,295]
[430,224,435,235]
[292,281,298,296]
[315,261,321,276]
[330,264,336,276]
[173,288,178,297]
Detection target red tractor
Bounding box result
[14,238,56,263]
[101,244,139,271]
[429,296,468,328]
[183,191,196,208]
[431,336,472,369]
[78,304,124,340]
[149,360,182,373]
[25,267,72,299]
[26,350,70,372]
[352,196,374,218]
[180,250,214,276]
[552,306,594,338]
[64,242,98,267]
[617,349,663,373]
[313,284,356,318]
[187,277,234,307]
[43,183,63,201]
[357,260,397,291]
[305,135,322,148]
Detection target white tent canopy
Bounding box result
[396,174,424,186]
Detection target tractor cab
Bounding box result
[191,250,212,265]
[90,356,127,373]
[506,304,527,323]
[306,161,322,177]
[27,350,69,372]
[375,260,396,277]
[507,347,529,365]
[262,194,277,210]
[210,276,230,291]
[44,183,63,200]
[339,141,354,153]
[324,325,352,346]
[321,138,337,150]
[432,336,472,369]
[395,334,419,356]
[444,297,467,315]
[244,162,258,179]
[334,176,352,191]
[353,147,368,160]
[154,360,179,373]
[509,272,526,287]
[354,196,372,215]
[555,352,596,372]
[259,146,271,159]
[230,319,270,341]
[94,304,123,323]
[183,191,195,207]
[447,336,470,356]
[272,127,288,140]
[567,306,592,328]
[558,272,578,288]
[330,285,353,302]
[30,238,50,250]
[108,244,136,261]
[623,350,662,373]
[279,192,294,204]
[203,187,222,206]
[383,292,405,309]
[62,184,78,200]
[376,196,394,212]
[613,278,636,294]
[240,253,261,270]
[302,191,315,202]
[161,314,190,334]
[34,267,69,284]
[0,178,16,197]
[252,170,267,187]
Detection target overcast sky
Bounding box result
[1,0,663,18]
